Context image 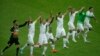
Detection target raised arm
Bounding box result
[78,7,85,12]
[19,21,27,28]
[49,16,54,25]
[34,16,41,23]
[63,9,68,16]
[40,16,42,23]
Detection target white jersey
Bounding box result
[28,22,36,34]
[68,11,78,23]
[40,23,48,34]
[84,11,94,23]
[57,15,64,28]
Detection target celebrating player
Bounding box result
[83,7,96,42]
[55,10,68,48]
[37,16,54,56]
[46,12,57,53]
[76,7,87,42]
[1,19,27,56]
[20,16,41,56]
[67,7,85,43]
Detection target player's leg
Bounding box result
[1,37,14,55]
[1,43,13,55]
[62,29,68,48]
[83,23,92,42]
[71,23,77,42]
[42,35,48,56]
[49,34,58,53]
[15,38,20,56]
[66,30,72,44]
[78,23,89,42]
[16,45,20,56]
[72,30,77,42]
[30,44,34,56]
[20,43,28,54]
[49,35,55,50]
[54,29,61,41]
[29,36,34,56]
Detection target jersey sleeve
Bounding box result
[19,22,27,28]
[62,15,65,18]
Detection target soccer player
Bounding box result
[38,16,54,56]
[67,7,84,43]
[46,12,57,53]
[55,10,68,48]
[76,7,86,42]
[20,16,41,56]
[1,19,27,56]
[83,7,96,42]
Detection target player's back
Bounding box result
[69,11,78,23]
[40,23,47,34]
[28,22,35,34]
[57,15,64,28]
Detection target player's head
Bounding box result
[88,7,93,12]
[28,16,33,23]
[68,6,73,12]
[13,20,18,28]
[13,19,18,25]
[58,12,63,18]
[81,7,85,12]
[58,12,62,16]
[42,19,46,24]
[29,19,32,23]
[72,8,75,13]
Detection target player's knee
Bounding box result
[8,44,12,47]
[69,30,72,33]
[77,30,80,33]
[50,39,54,44]
[89,28,92,31]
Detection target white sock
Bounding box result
[42,46,47,55]
[83,29,89,42]
[30,46,33,55]
[63,38,67,47]
[82,33,88,42]
[66,32,71,43]
[72,31,77,42]
[51,44,55,50]
[21,43,28,50]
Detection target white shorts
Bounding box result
[84,18,92,29]
[77,23,84,31]
[46,32,54,40]
[55,28,66,38]
[38,33,48,45]
[27,34,34,45]
[68,22,75,30]
[84,22,92,29]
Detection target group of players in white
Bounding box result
[1,7,96,56]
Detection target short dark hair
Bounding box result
[89,7,93,10]
[13,20,17,24]
[58,12,61,15]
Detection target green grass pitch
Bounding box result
[0,0,100,56]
